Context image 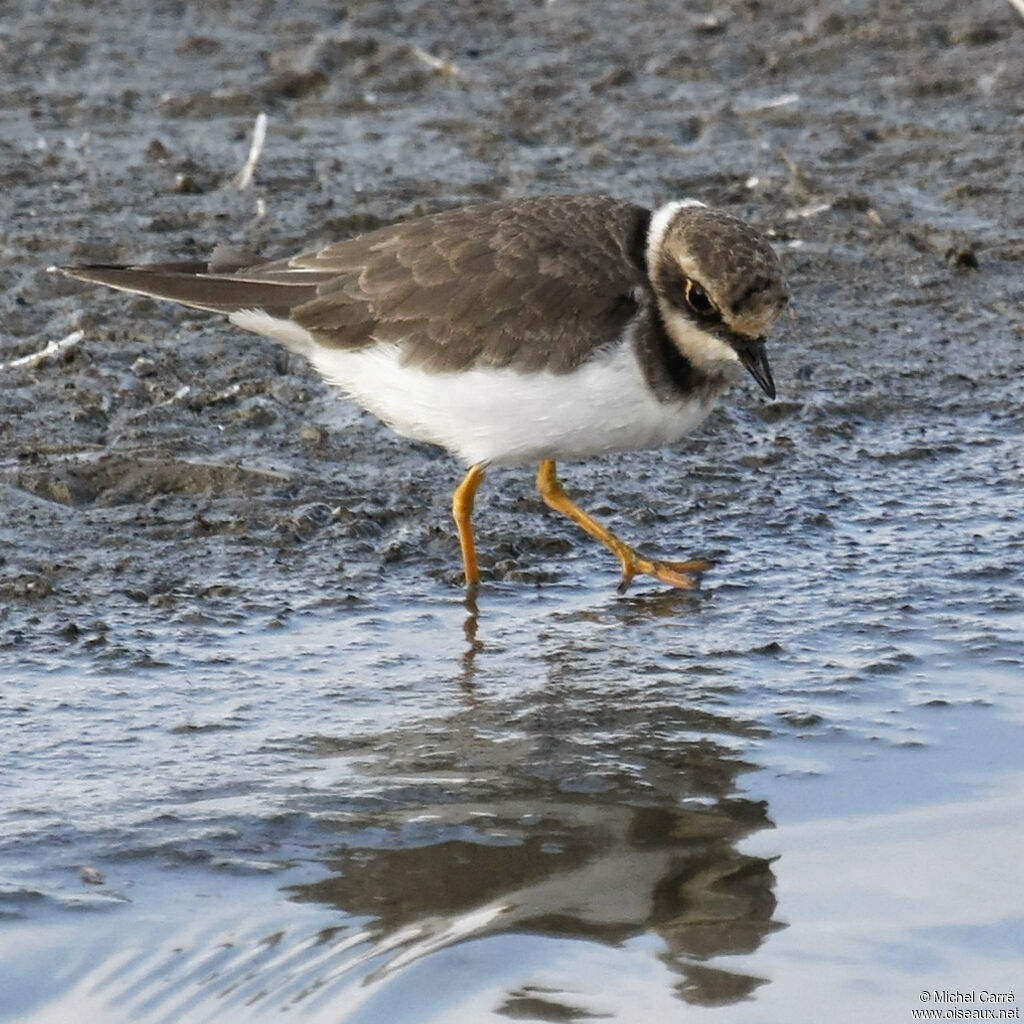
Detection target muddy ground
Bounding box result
[2,0,1021,641]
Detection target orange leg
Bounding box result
[453,463,487,588]
[536,459,711,593]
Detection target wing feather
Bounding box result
[291,196,653,373]
[61,196,653,373]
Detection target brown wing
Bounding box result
[287,195,653,374]
[60,196,653,373]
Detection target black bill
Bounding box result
[733,338,776,400]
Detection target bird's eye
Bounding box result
[684,280,719,319]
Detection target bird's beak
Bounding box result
[734,338,776,399]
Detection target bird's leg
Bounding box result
[453,463,487,588]
[536,459,711,593]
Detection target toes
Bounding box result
[649,563,701,590]
[617,556,703,591]
[613,549,709,593]
[661,557,713,575]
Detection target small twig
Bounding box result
[234,111,268,191]
[1007,0,1024,21]
[779,147,814,200]
[738,93,800,114]
[410,45,464,79]
[784,201,834,221]
[3,330,84,371]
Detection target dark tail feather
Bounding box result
[56,263,327,317]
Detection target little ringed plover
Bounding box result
[57,194,789,592]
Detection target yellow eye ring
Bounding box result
[684,280,719,319]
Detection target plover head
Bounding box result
[645,199,789,398]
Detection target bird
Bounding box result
[56,194,789,592]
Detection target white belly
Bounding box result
[229,309,716,467]
[314,344,713,467]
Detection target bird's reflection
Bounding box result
[459,589,483,693]
[294,797,777,1003]
[287,620,783,1010]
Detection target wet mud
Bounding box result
[3,0,1022,616]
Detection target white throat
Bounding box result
[659,308,744,384]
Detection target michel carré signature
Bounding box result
[929,993,1016,1004]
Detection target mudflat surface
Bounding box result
[1,2,1023,1022]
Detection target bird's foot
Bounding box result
[616,552,713,594]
